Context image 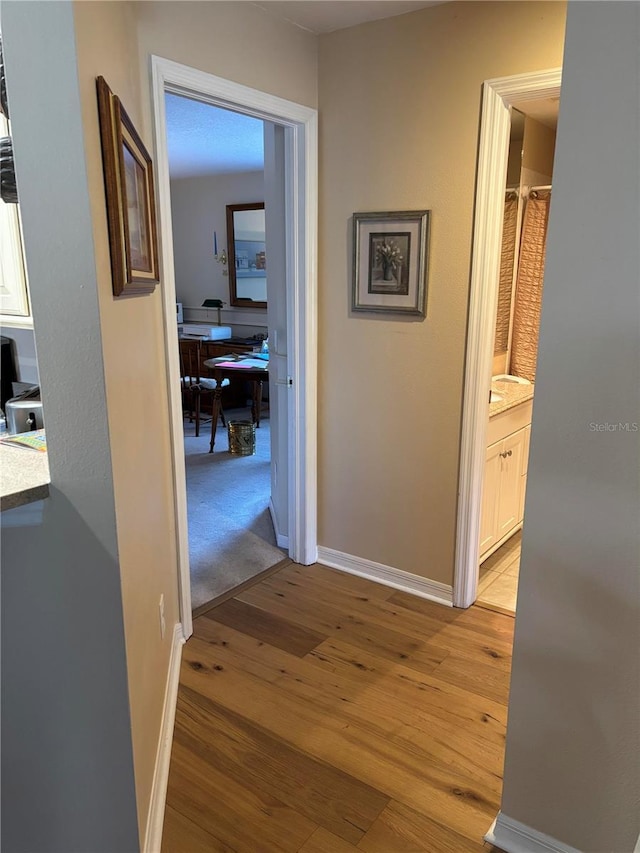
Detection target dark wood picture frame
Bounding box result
[352,210,430,317]
[96,76,159,297]
[226,202,267,309]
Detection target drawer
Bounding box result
[487,399,533,446]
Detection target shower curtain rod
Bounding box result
[506,184,552,197]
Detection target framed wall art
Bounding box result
[96,76,159,297]
[352,210,430,316]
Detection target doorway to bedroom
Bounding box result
[165,94,285,610]
[151,56,318,637]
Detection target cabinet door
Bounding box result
[497,429,525,539]
[521,424,531,476]
[480,440,502,557]
[519,473,527,524]
[518,423,531,523]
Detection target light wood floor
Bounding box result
[162,563,513,852]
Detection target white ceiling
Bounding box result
[252,0,445,34]
[165,94,264,179]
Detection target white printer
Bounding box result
[180,324,232,341]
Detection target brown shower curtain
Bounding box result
[495,192,519,353]
[510,190,551,383]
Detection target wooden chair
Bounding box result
[179,339,228,437]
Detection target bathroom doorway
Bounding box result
[476,104,556,616]
[454,68,562,610]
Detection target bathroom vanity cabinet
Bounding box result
[480,400,532,560]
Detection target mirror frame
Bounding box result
[226,201,267,309]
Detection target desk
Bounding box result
[195,340,257,409]
[203,357,269,452]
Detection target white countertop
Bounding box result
[489,379,534,417]
[0,441,50,511]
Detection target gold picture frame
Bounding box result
[96,76,159,297]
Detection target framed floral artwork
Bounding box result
[96,76,159,297]
[352,210,430,316]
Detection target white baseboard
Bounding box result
[485,812,582,853]
[143,623,185,853]
[269,497,289,549]
[317,546,453,606]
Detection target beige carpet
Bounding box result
[183,408,285,609]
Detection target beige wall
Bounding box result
[73,1,317,840]
[170,170,265,310]
[318,1,566,584]
[73,2,180,841]
[134,1,318,137]
[522,115,556,185]
[506,109,525,187]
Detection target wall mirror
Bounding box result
[227,202,267,309]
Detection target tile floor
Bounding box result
[477,530,521,616]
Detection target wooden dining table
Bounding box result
[203,356,269,452]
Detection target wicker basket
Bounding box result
[227,420,256,456]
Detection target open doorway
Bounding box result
[476,101,557,616]
[164,95,285,610]
[151,57,318,638]
[454,68,562,611]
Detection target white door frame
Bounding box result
[453,68,561,609]
[150,56,318,638]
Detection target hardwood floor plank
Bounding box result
[282,563,396,601]
[236,579,451,676]
[306,637,507,747]
[161,805,234,853]
[193,557,292,619]
[190,619,505,789]
[166,740,317,852]
[430,652,512,705]
[357,799,488,852]
[205,596,327,657]
[173,684,389,844]
[277,565,458,620]
[178,631,501,841]
[247,565,514,669]
[190,618,505,774]
[299,827,360,852]
[388,590,514,644]
[163,564,515,851]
